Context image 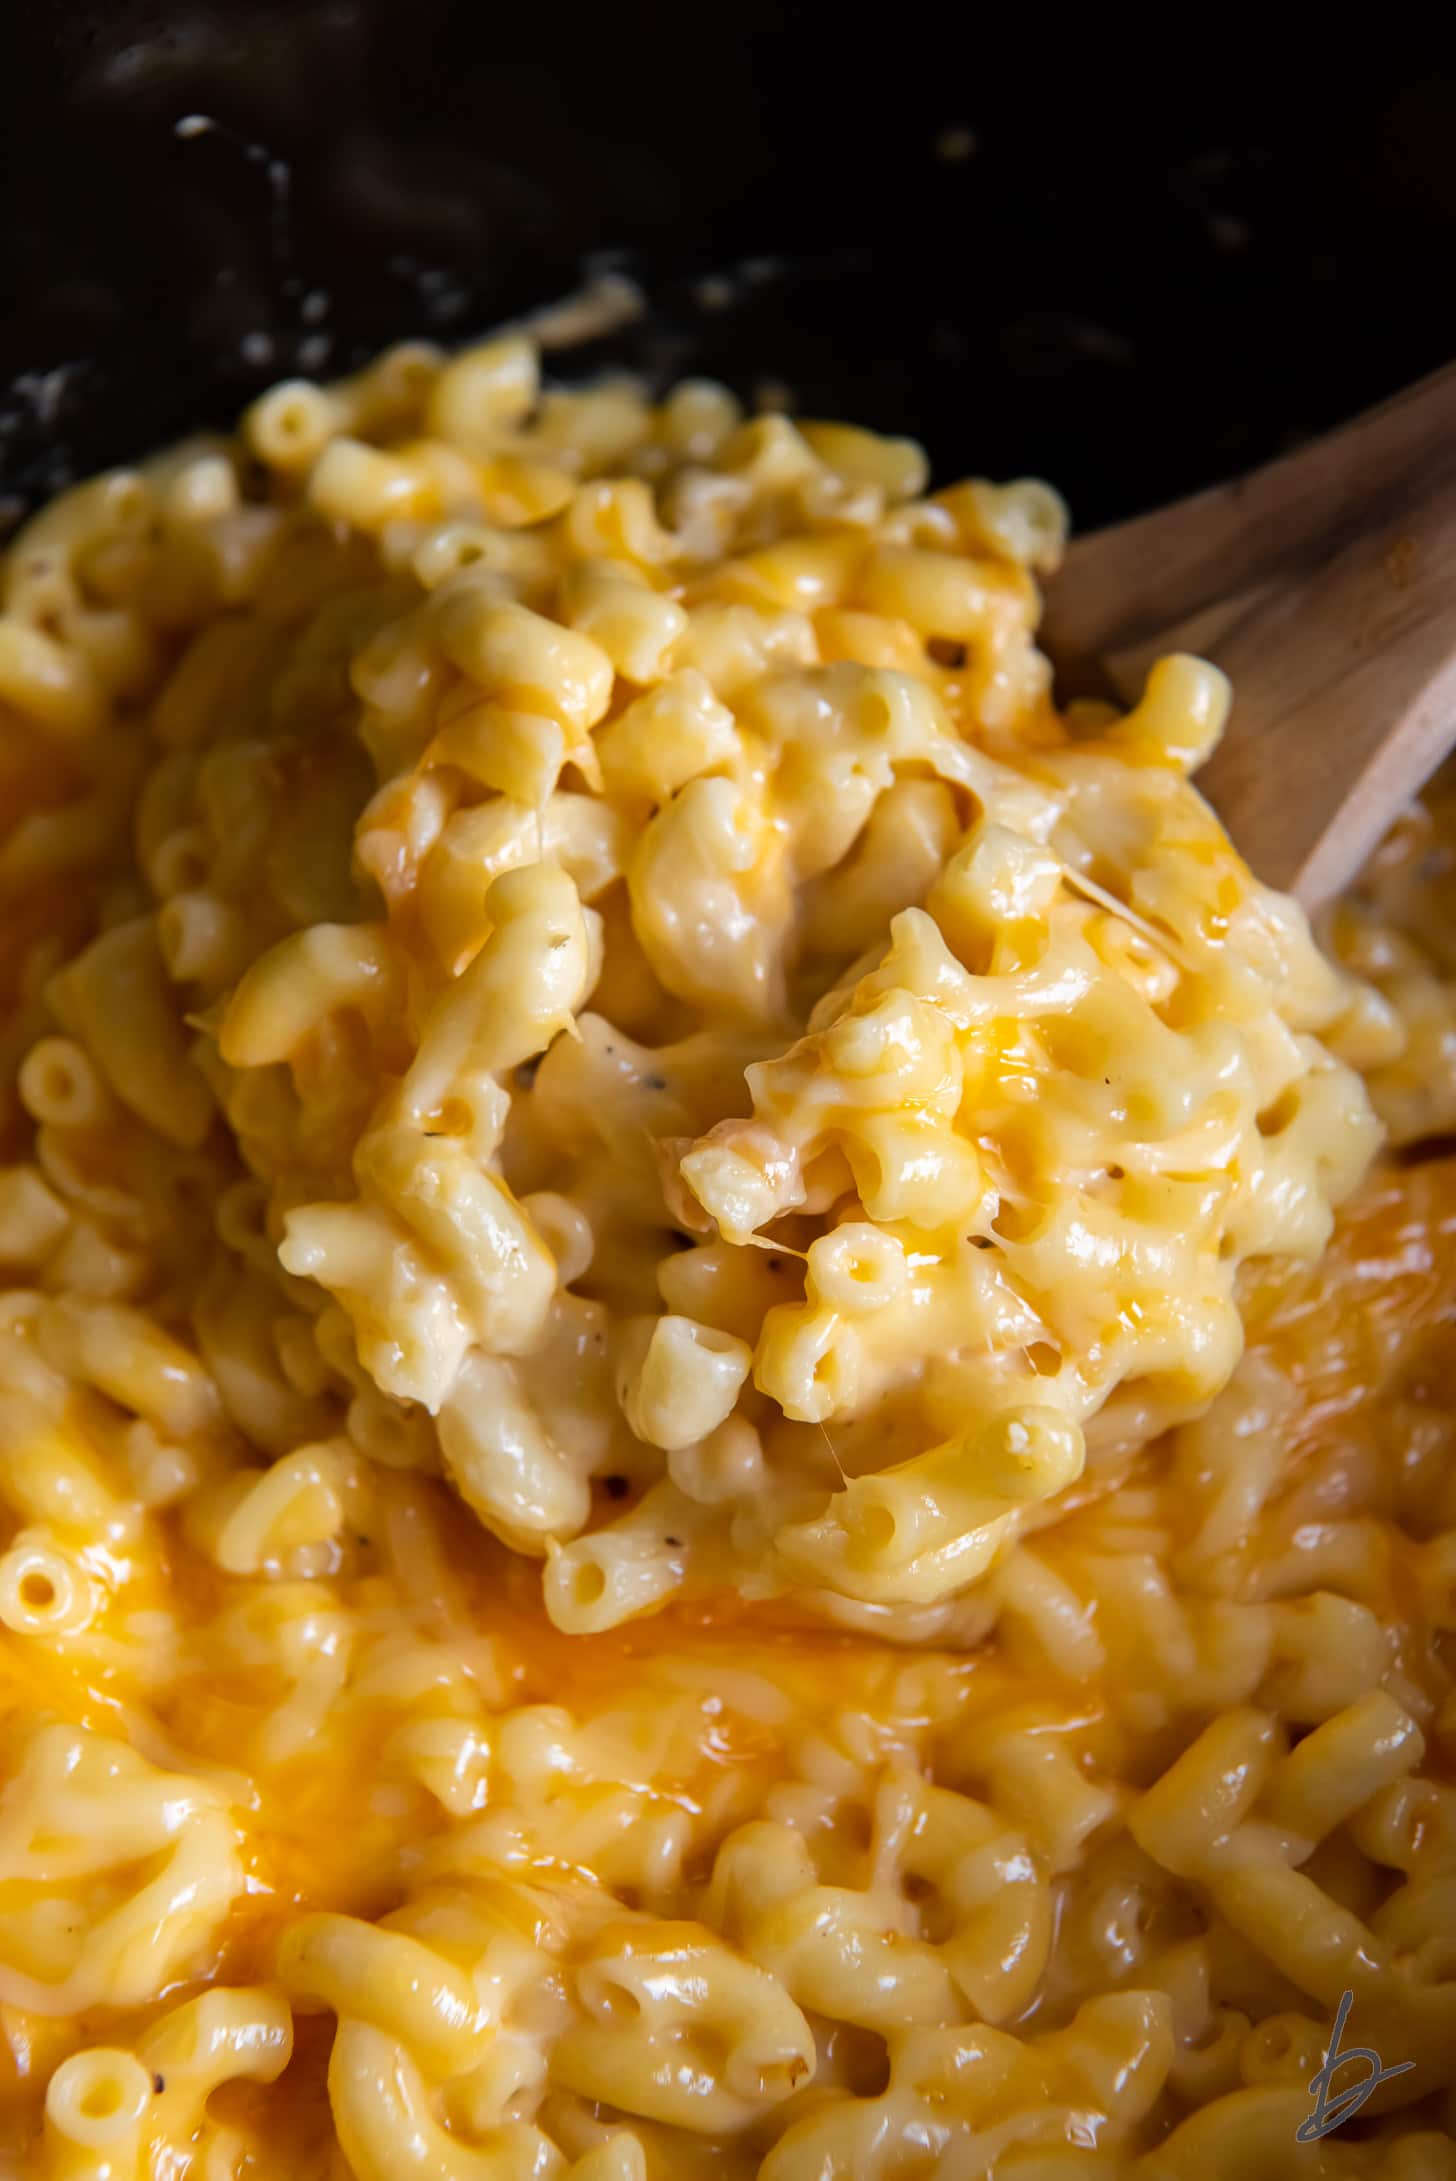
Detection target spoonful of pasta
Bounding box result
[1040,360,1456,905]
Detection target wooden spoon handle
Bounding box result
[1041,361,1456,671]
[1195,484,1456,900]
[1040,360,1456,902]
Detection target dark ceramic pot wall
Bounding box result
[1,2,1454,531]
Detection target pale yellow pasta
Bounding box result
[544,1496,696,1633]
[0,1166,69,1267]
[46,918,214,1149]
[34,1295,220,1438]
[0,616,104,737]
[616,1312,753,1451]
[188,1440,354,1575]
[0,330,1452,2178]
[0,1396,123,1531]
[438,1350,593,1546]
[308,436,437,531]
[426,332,540,451]
[218,921,404,1070]
[1263,1690,1425,1845]
[561,559,688,683]
[244,377,346,470]
[17,1038,110,1138]
[135,1987,294,2153]
[434,590,615,732]
[1129,1709,1285,1876]
[0,1531,97,1636]
[42,2048,152,2179]
[280,1912,488,2077]
[0,1724,243,2014]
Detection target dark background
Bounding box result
[2,2,1456,532]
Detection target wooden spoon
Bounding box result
[1038,361,1456,905]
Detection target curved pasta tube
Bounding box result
[354,1126,556,1363]
[47,916,214,1150]
[439,1355,592,1551]
[0,1529,97,1636]
[0,1724,243,2015]
[0,1393,129,1532]
[616,1314,752,1452]
[132,1987,293,2166]
[43,2048,152,2181]
[627,776,792,1024]
[35,1295,222,1439]
[551,1920,815,2132]
[1135,2086,1340,2181]
[192,1260,339,1455]
[759,1993,1171,2180]
[329,2021,561,2181]
[187,1440,354,1575]
[218,921,404,1070]
[431,594,614,736]
[776,1409,1083,1606]
[542,1480,702,1634]
[280,1913,486,2078]
[708,1819,957,2034]
[403,861,595,1119]
[890,1774,1052,2023]
[560,562,687,686]
[595,670,737,804]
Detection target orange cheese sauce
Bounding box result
[1,1155,1453,2163]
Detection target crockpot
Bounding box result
[2,2,1456,532]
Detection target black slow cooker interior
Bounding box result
[3,1,1456,534]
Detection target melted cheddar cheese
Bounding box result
[0,339,1451,2178]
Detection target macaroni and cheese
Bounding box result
[0,336,1451,2175]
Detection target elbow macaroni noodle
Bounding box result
[0,332,1451,2172]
